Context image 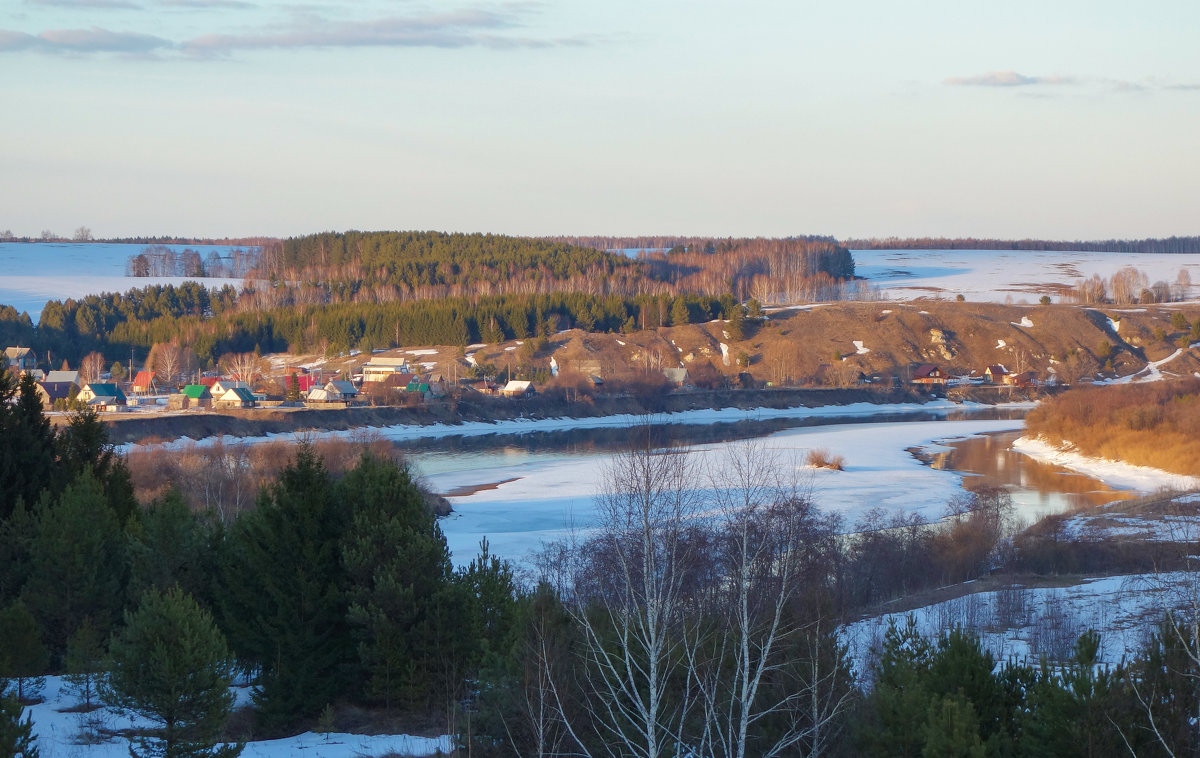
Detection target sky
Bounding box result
[3,0,1199,240]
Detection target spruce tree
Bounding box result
[0,600,48,702]
[340,454,465,710]
[103,587,242,758]
[128,488,217,607]
[218,445,349,730]
[0,372,57,520]
[22,473,125,662]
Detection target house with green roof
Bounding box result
[169,384,212,410]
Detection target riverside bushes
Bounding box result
[1024,378,1200,476]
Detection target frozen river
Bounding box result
[415,414,1162,567]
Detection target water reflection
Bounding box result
[919,431,1137,518]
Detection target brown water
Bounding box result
[920,430,1138,516]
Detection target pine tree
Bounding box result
[669,297,691,327]
[0,690,38,758]
[0,600,49,702]
[285,374,300,403]
[64,616,108,710]
[861,617,934,757]
[726,304,745,340]
[217,445,349,730]
[103,587,242,758]
[921,695,986,758]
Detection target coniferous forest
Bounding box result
[3,231,861,367]
[3,365,1200,757]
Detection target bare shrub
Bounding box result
[806,447,845,471]
[993,586,1031,630]
[1028,591,1081,662]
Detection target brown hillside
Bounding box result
[275,301,1200,390]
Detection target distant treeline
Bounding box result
[844,235,1200,253]
[126,244,260,278]
[251,231,857,305]
[18,284,740,367]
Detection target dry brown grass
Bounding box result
[1024,378,1200,476]
[805,447,845,470]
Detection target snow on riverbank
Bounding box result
[1012,436,1200,492]
[842,572,1192,672]
[124,400,1026,454]
[13,677,453,758]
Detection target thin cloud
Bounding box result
[27,0,142,8]
[180,8,582,54]
[0,26,172,53]
[159,0,256,8]
[944,70,1076,87]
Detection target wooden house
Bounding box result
[169,384,212,410]
[499,380,535,398]
[131,370,158,394]
[911,365,948,385]
[212,386,256,409]
[983,365,1009,384]
[78,383,127,410]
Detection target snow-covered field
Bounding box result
[0,242,245,321]
[853,248,1200,303]
[13,677,452,758]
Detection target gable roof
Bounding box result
[83,383,126,403]
[328,380,358,395]
[132,370,156,389]
[38,382,75,402]
[44,370,80,384]
[4,347,32,360]
[181,384,211,399]
[985,364,1008,376]
[501,380,533,393]
[228,387,256,402]
[913,364,942,379]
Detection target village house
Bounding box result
[210,378,251,397]
[361,358,411,383]
[911,364,948,385]
[983,365,1009,384]
[77,382,127,411]
[35,381,76,410]
[44,369,82,386]
[168,384,212,410]
[498,379,535,398]
[4,347,34,373]
[212,386,256,409]
[131,370,158,394]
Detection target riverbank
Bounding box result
[103,386,1044,446]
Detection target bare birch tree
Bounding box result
[551,435,703,758]
[687,442,851,758]
[79,351,106,385]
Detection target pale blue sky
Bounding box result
[3,0,1198,239]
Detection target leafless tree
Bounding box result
[149,342,196,387]
[80,351,106,385]
[549,435,703,758]
[73,226,93,242]
[219,352,265,387]
[687,442,851,758]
